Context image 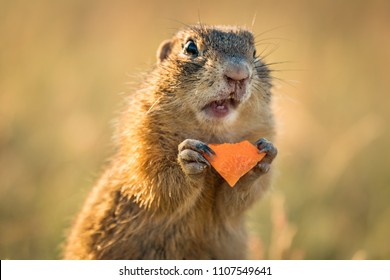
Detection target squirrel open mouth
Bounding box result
[203,97,240,119]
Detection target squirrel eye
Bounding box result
[253,49,257,58]
[183,40,199,57]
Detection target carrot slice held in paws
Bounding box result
[204,140,266,187]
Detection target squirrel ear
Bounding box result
[157,39,172,64]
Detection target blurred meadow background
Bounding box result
[1,0,389,259]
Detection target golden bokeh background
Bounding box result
[1,0,389,259]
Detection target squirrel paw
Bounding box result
[178,139,215,176]
[253,137,278,175]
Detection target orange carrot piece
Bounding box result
[204,140,266,187]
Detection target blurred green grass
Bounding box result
[1,0,389,259]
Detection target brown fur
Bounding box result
[63,24,276,260]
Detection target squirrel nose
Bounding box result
[224,60,250,82]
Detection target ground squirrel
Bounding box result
[64,24,277,260]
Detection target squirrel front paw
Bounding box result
[253,137,278,175]
[178,139,215,176]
